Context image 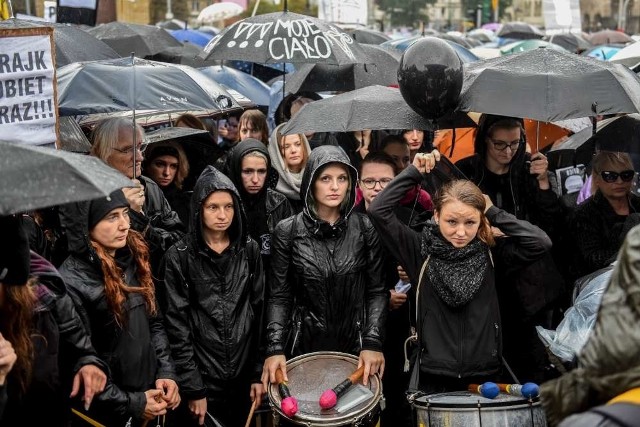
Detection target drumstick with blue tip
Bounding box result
[319,365,366,409]
[468,382,500,399]
[275,368,298,418]
[498,382,540,398]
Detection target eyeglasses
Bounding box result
[112,142,148,155]
[600,170,635,183]
[489,138,521,152]
[360,178,392,189]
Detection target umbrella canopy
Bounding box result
[0,18,120,67]
[280,85,475,135]
[583,44,623,61]
[468,29,496,43]
[199,65,271,106]
[148,41,210,67]
[500,39,568,55]
[88,22,182,57]
[439,33,473,49]
[156,19,188,30]
[0,142,134,215]
[497,21,544,40]
[575,114,640,168]
[283,44,400,93]
[482,23,502,32]
[611,41,640,69]
[347,27,390,45]
[57,57,241,116]
[197,2,244,24]
[381,36,479,63]
[588,30,633,46]
[58,117,92,153]
[200,11,369,65]
[458,48,640,122]
[544,33,592,53]
[169,29,214,47]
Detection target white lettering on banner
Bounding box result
[0,34,57,146]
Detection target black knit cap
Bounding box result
[88,189,130,230]
[0,215,30,286]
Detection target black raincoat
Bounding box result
[157,166,265,400]
[265,145,387,357]
[57,203,176,426]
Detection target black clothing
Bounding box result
[570,191,640,276]
[157,166,264,404]
[336,130,388,171]
[265,145,387,357]
[369,165,552,384]
[160,183,192,227]
[308,132,339,150]
[59,216,176,426]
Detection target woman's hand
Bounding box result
[143,389,168,420]
[412,150,441,174]
[70,364,107,410]
[0,334,16,386]
[529,152,550,190]
[188,398,207,426]
[250,382,265,404]
[358,350,385,386]
[156,378,180,410]
[389,289,407,310]
[261,355,287,390]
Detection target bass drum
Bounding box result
[268,351,382,427]
[412,391,547,427]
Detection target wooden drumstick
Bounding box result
[244,397,258,427]
[275,368,298,418]
[319,365,366,409]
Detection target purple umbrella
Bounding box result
[482,23,502,32]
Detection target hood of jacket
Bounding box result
[59,198,100,265]
[227,139,279,199]
[268,123,311,201]
[300,145,358,225]
[190,165,247,251]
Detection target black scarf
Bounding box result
[420,224,488,307]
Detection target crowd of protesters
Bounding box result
[1,103,639,427]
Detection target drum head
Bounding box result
[414,391,540,409]
[268,352,381,426]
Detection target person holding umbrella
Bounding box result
[90,117,185,271]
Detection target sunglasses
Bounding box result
[600,170,635,183]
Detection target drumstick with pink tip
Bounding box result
[275,368,298,418]
[319,365,366,409]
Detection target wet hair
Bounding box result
[277,130,310,172]
[90,230,157,328]
[0,278,37,395]
[175,113,206,130]
[90,117,146,163]
[308,162,353,218]
[369,134,407,154]
[592,151,634,174]
[359,151,398,176]
[238,109,269,145]
[433,180,495,247]
[243,150,269,164]
[143,142,190,190]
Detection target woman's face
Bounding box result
[281,134,304,172]
[313,164,349,211]
[201,191,234,233]
[90,207,130,255]
[595,163,635,201]
[240,156,268,195]
[146,155,178,188]
[383,142,410,172]
[434,200,481,248]
[403,129,424,151]
[485,126,521,168]
[239,119,263,141]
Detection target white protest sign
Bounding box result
[543,0,582,34]
[44,1,57,22]
[0,29,58,146]
[318,0,368,26]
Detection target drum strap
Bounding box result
[403,256,430,373]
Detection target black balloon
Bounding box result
[397,37,464,121]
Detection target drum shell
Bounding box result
[412,392,547,427]
[268,351,382,427]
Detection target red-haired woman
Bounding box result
[59,190,180,426]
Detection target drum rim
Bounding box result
[268,351,382,426]
[412,391,540,409]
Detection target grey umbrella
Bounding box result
[283,44,400,94]
[458,48,640,122]
[347,27,390,45]
[0,142,134,215]
[497,21,545,40]
[88,22,182,57]
[280,85,475,135]
[0,18,120,67]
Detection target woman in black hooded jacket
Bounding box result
[262,145,388,388]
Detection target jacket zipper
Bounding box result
[356,320,363,350]
[458,308,466,378]
[291,320,301,352]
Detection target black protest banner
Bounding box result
[57,0,98,26]
[0,27,59,147]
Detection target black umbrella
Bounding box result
[0,18,120,67]
[283,44,400,93]
[347,27,390,45]
[497,21,545,40]
[575,114,640,168]
[458,48,640,122]
[199,65,271,107]
[148,41,209,67]
[199,11,369,65]
[58,117,92,154]
[57,57,241,116]
[280,85,475,135]
[588,30,633,46]
[544,33,592,53]
[0,141,134,215]
[88,22,182,57]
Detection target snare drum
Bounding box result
[268,351,382,427]
[412,391,547,427]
